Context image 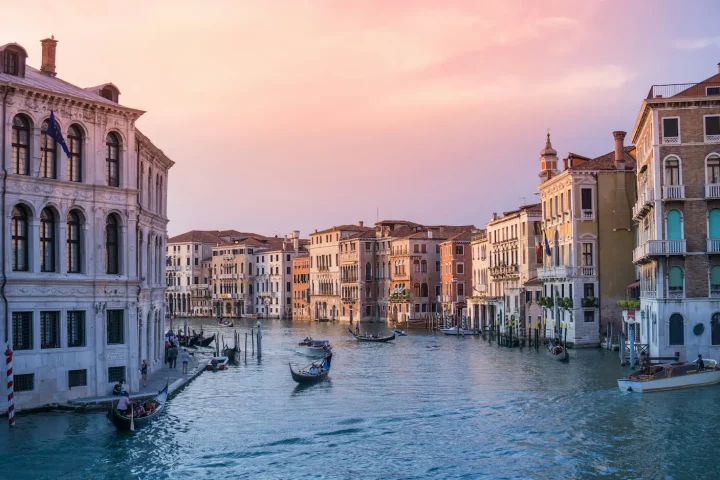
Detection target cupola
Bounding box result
[538,132,559,183]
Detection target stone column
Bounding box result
[57,222,67,275]
[141,228,148,286]
[127,306,139,391]
[30,219,40,273]
[139,309,147,365]
[148,308,156,366]
[120,225,128,276]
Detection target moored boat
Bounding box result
[348,329,395,342]
[618,359,720,393]
[197,333,216,348]
[439,326,479,336]
[206,356,229,371]
[109,383,168,431]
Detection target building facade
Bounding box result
[292,254,310,320]
[1,38,172,409]
[166,230,220,317]
[631,66,720,360]
[439,233,472,317]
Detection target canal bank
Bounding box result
[3,318,720,480]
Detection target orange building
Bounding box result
[440,232,473,317]
[292,254,311,320]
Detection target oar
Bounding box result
[130,400,135,431]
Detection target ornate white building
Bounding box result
[0,37,172,410]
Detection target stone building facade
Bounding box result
[439,232,472,317]
[292,254,310,320]
[0,38,172,409]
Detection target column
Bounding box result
[140,229,148,286]
[140,309,147,364]
[120,225,128,276]
[148,309,156,366]
[57,222,67,275]
[127,306,139,391]
[30,219,40,273]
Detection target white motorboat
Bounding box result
[618,359,720,393]
[439,326,479,336]
[206,356,229,371]
[298,339,331,357]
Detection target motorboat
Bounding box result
[439,326,479,336]
[618,359,720,393]
[299,339,331,356]
[206,356,229,371]
[392,329,407,336]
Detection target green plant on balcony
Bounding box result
[581,296,598,308]
[617,299,640,309]
[558,297,573,310]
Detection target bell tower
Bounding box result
[538,132,559,183]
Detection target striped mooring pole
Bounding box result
[5,346,14,427]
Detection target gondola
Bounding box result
[547,342,569,361]
[289,360,330,384]
[348,328,395,342]
[392,329,407,336]
[197,333,215,348]
[109,383,168,431]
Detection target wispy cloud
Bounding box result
[673,37,720,50]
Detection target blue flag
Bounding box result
[544,232,552,257]
[47,111,71,157]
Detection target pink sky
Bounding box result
[4,1,720,236]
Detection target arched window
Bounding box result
[421,283,429,297]
[40,208,55,272]
[67,125,83,182]
[11,205,28,271]
[106,215,120,274]
[712,313,720,346]
[414,283,420,297]
[666,210,682,240]
[669,313,684,345]
[707,154,720,185]
[106,133,120,187]
[67,210,82,273]
[414,259,420,273]
[712,266,720,296]
[421,260,427,273]
[664,156,681,185]
[554,231,560,267]
[668,266,683,297]
[12,115,30,175]
[40,119,57,179]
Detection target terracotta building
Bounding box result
[292,254,310,320]
[439,232,473,317]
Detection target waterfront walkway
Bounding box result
[67,351,209,410]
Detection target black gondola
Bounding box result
[197,333,215,348]
[289,363,329,384]
[547,342,569,361]
[348,328,395,342]
[109,383,168,431]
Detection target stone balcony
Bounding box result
[706,184,720,199]
[632,186,654,220]
[537,266,596,280]
[662,185,685,201]
[633,239,687,263]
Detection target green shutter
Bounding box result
[667,210,682,240]
[668,266,683,287]
[712,266,720,286]
[710,209,720,239]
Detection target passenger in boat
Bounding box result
[117,392,132,416]
[309,364,319,375]
[697,354,705,371]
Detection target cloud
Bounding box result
[673,37,720,50]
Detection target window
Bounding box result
[68,369,88,388]
[669,313,684,345]
[39,311,61,349]
[66,210,81,273]
[581,188,592,210]
[712,313,720,345]
[456,263,464,274]
[582,243,593,266]
[106,215,119,274]
[662,117,679,142]
[11,205,28,271]
[67,125,83,182]
[67,311,86,347]
[12,312,32,350]
[40,208,55,272]
[106,133,120,187]
[40,119,57,179]
[458,284,464,296]
[666,210,682,240]
[106,310,124,344]
[11,115,30,175]
[583,283,595,298]
[708,154,720,184]
[584,311,594,323]
[705,115,720,142]
[435,285,441,296]
[664,156,681,185]
[455,245,464,255]
[286,281,291,292]
[14,374,34,392]
[4,51,18,75]
[421,260,427,273]
[108,366,126,383]
[668,266,684,297]
[436,261,440,272]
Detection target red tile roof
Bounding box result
[569,146,636,171]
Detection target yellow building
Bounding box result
[537,133,637,346]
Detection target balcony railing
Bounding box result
[706,134,720,143]
[490,264,519,277]
[579,266,596,276]
[662,185,685,200]
[537,266,573,280]
[706,184,720,199]
[662,136,680,144]
[341,276,359,283]
[633,187,655,219]
[633,239,687,262]
[708,238,720,253]
[647,82,720,99]
[581,209,595,220]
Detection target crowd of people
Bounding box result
[165,330,192,373]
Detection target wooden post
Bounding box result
[251,329,255,356]
[245,333,248,362]
[256,321,262,360]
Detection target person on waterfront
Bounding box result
[181,348,190,374]
[141,360,148,387]
[173,336,180,348]
[697,354,705,371]
[169,345,178,368]
[116,392,132,416]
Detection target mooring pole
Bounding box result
[256,321,262,359]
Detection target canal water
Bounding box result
[3,318,720,479]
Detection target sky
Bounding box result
[4,0,720,237]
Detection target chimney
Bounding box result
[717,62,720,74]
[40,36,58,77]
[428,231,433,239]
[492,212,498,221]
[613,131,627,170]
[563,158,568,170]
[359,221,364,228]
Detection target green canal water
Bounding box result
[2,318,720,479]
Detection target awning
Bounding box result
[627,281,640,289]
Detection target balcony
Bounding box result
[706,184,720,199]
[341,276,359,283]
[490,264,519,278]
[537,266,574,280]
[662,185,685,200]
[706,134,720,143]
[708,238,720,253]
[633,187,655,220]
[581,209,595,221]
[578,266,596,277]
[341,297,357,304]
[662,136,680,144]
[219,273,238,280]
[647,81,720,99]
[633,239,687,263]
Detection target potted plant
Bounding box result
[581,296,598,308]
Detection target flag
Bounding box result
[47,111,71,157]
[544,232,552,257]
[535,243,542,263]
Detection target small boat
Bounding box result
[618,359,720,393]
[348,329,395,342]
[222,345,240,364]
[289,355,331,384]
[439,326,479,336]
[197,333,216,348]
[216,321,234,327]
[547,342,569,361]
[109,383,168,431]
[392,329,407,336]
[206,356,229,371]
[299,340,331,356]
